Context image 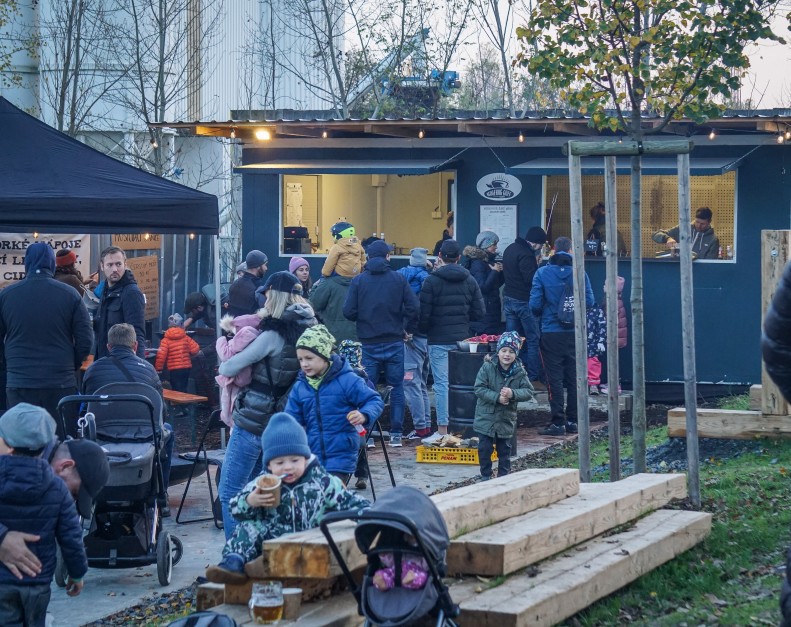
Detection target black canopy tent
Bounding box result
[0,97,218,235]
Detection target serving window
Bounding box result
[280,171,455,256]
[543,171,736,260]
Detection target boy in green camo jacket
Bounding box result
[206,412,370,583]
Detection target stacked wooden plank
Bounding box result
[199,469,710,626]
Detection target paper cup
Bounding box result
[256,474,282,507]
[469,343,479,353]
[281,587,302,621]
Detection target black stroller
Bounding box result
[57,382,182,586]
[320,486,459,627]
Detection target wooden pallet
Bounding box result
[667,407,791,439]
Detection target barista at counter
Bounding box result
[652,207,720,260]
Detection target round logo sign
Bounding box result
[476,173,522,201]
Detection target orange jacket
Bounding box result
[156,327,200,371]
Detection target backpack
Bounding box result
[557,278,575,328]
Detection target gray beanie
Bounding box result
[409,247,428,267]
[261,412,311,468]
[476,231,499,249]
[245,249,268,269]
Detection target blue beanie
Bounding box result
[261,412,311,468]
[25,242,55,274]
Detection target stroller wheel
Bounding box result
[54,547,67,588]
[171,535,184,566]
[157,531,173,586]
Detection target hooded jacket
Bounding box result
[227,271,263,317]
[398,265,430,296]
[463,245,504,333]
[321,236,365,278]
[94,269,146,359]
[652,223,720,259]
[473,355,534,438]
[309,275,358,342]
[219,303,317,436]
[418,263,485,345]
[343,256,419,344]
[285,355,384,474]
[229,456,370,538]
[155,326,200,371]
[502,237,539,302]
[0,455,87,586]
[0,252,92,388]
[529,252,595,333]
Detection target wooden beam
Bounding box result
[364,124,421,138]
[667,407,791,439]
[257,468,580,579]
[757,121,783,134]
[553,122,597,136]
[274,124,328,138]
[196,582,225,611]
[457,123,516,137]
[761,230,790,415]
[446,473,686,576]
[206,595,361,627]
[454,509,712,627]
[227,576,341,604]
[564,139,694,156]
[750,384,762,411]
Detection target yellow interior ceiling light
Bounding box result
[255,128,272,141]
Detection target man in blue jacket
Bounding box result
[343,240,419,447]
[0,242,93,437]
[530,237,595,436]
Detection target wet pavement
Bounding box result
[48,392,623,626]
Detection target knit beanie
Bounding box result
[476,231,499,250]
[289,257,309,274]
[168,313,184,327]
[56,249,77,267]
[338,339,363,369]
[24,242,56,274]
[260,270,302,295]
[296,324,335,362]
[525,226,548,245]
[261,412,311,468]
[409,247,428,267]
[497,331,523,354]
[245,249,268,269]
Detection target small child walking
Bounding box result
[321,221,365,278]
[215,313,263,427]
[156,313,200,393]
[205,412,370,584]
[285,325,384,485]
[473,332,534,480]
[586,305,607,395]
[0,404,88,626]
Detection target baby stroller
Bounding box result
[320,486,459,627]
[57,382,182,586]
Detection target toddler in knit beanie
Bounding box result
[409,247,428,268]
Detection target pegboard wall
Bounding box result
[545,172,736,257]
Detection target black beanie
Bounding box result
[525,227,547,245]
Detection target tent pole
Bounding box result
[213,235,222,340]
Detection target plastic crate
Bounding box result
[415,445,497,465]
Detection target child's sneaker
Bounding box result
[205,553,247,584]
[565,421,578,434]
[389,434,403,447]
[421,432,442,446]
[588,385,600,395]
[355,477,367,490]
[539,423,566,436]
[366,437,376,449]
[405,430,421,440]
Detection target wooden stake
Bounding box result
[568,151,590,481]
[604,156,620,481]
[677,153,700,507]
[630,155,647,473]
[565,139,693,156]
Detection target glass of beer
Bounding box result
[248,582,283,624]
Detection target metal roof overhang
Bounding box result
[235,159,458,175]
[506,156,746,176]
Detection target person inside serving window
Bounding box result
[652,207,720,260]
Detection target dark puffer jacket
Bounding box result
[82,345,163,395]
[219,303,317,436]
[284,355,384,475]
[418,263,485,345]
[0,455,87,585]
[94,270,146,359]
[503,237,539,302]
[463,245,504,334]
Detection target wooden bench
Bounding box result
[163,389,209,443]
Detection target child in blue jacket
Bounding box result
[285,325,384,485]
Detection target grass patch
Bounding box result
[718,394,752,411]
[532,426,791,625]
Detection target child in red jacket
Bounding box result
[156,313,200,392]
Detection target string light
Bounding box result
[230,127,236,139]
[418,128,425,139]
[778,133,785,144]
[518,131,524,143]
[150,138,158,149]
[255,128,272,141]
[708,129,716,140]
[321,129,328,139]
[617,136,623,144]
[189,233,195,240]
[785,128,791,141]
[33,232,38,239]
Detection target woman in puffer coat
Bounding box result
[464,231,505,335]
[285,325,384,484]
[216,271,317,538]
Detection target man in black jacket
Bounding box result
[343,240,419,447]
[93,246,146,359]
[227,249,268,316]
[0,242,93,435]
[502,226,547,388]
[418,239,485,440]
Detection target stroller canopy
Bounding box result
[355,486,449,562]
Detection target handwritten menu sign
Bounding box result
[125,255,159,320]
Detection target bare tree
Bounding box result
[470,0,516,115]
[454,43,507,111]
[0,0,38,91]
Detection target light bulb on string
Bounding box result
[230,128,236,139]
[418,129,425,139]
[778,133,785,144]
[322,129,328,139]
[518,131,524,143]
[708,129,716,140]
[150,138,158,149]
